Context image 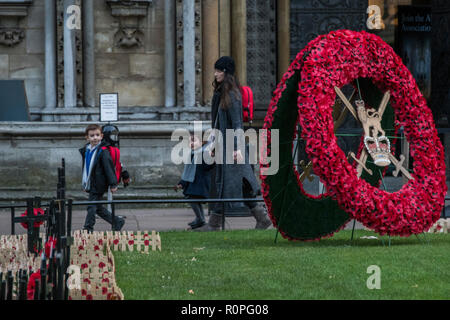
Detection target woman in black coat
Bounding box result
[199,56,272,231]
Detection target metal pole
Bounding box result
[350,219,356,242]
[48,200,56,241]
[67,199,73,235]
[0,280,5,300]
[47,249,54,300]
[40,255,47,300]
[274,131,300,243]
[165,0,176,107]
[35,197,43,254]
[56,205,61,252]
[57,167,63,199]
[56,254,64,300]
[44,0,57,121]
[10,207,15,235]
[111,202,116,231]
[60,201,65,243]
[33,278,40,300]
[183,0,196,108]
[221,201,226,231]
[62,159,66,199]
[64,272,69,300]
[107,187,112,213]
[6,271,13,300]
[19,272,27,300]
[421,232,430,245]
[0,273,2,300]
[26,198,35,254]
[66,199,73,275]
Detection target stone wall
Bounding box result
[94,0,165,110]
[0,0,168,112]
[0,0,45,109]
[0,121,203,203]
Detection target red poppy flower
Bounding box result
[27,271,40,300]
[20,208,45,229]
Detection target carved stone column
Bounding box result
[219,0,231,57]
[165,0,176,108]
[183,0,195,108]
[44,0,56,121]
[56,0,83,114]
[231,0,246,85]
[246,0,277,120]
[202,0,219,105]
[83,0,95,107]
[277,0,290,82]
[176,0,203,115]
[63,0,77,109]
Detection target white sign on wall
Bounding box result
[99,93,119,122]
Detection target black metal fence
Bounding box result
[0,158,265,300]
[0,159,71,300]
[0,149,448,300]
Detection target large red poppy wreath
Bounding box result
[261,30,446,237]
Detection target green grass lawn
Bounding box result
[114,229,450,300]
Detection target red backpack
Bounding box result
[102,145,122,183]
[240,86,254,124]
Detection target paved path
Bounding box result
[2,177,446,235]
[0,207,364,235]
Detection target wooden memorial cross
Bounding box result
[13,198,48,254]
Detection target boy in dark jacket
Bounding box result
[176,134,214,229]
[80,124,125,232]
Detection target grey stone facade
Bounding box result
[0,0,201,121]
[0,1,211,202]
[0,0,45,110]
[0,121,204,203]
[0,0,448,204]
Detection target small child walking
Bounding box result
[80,124,125,232]
[176,134,214,229]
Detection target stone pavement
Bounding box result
[1,173,447,236]
[0,206,365,235]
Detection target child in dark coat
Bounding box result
[80,124,125,232]
[176,134,214,229]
